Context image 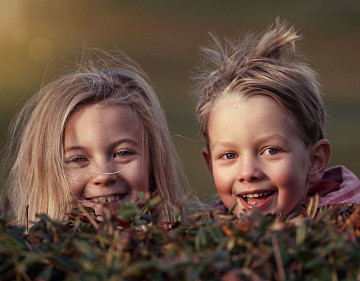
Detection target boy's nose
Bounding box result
[237,155,263,183]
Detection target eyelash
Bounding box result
[65,149,135,164]
[65,156,88,164]
[221,152,237,160]
[220,147,280,160]
[264,147,279,156]
[114,150,135,158]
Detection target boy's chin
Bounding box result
[231,193,306,219]
[231,203,288,219]
[283,202,306,219]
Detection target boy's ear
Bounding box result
[307,139,331,183]
[202,148,213,174]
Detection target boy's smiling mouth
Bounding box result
[237,190,276,208]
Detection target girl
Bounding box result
[194,19,360,217]
[2,49,199,225]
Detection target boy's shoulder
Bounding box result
[308,165,360,205]
[213,198,229,214]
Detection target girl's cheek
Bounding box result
[66,173,85,198]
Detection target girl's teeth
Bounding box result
[91,195,123,203]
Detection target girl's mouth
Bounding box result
[85,194,128,204]
[238,190,276,209]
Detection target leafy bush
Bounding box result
[1,197,359,281]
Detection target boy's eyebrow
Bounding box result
[255,135,290,145]
[210,134,290,150]
[64,138,139,153]
[210,140,233,150]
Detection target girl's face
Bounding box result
[64,103,150,215]
[203,95,314,217]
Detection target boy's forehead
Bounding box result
[213,92,273,109]
[214,92,295,120]
[208,93,305,141]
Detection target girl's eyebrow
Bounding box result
[64,138,140,153]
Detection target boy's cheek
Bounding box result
[220,194,238,213]
[213,173,228,192]
[213,175,233,200]
[213,168,232,188]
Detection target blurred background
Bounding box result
[1,0,359,202]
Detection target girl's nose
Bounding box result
[90,160,118,186]
[238,155,264,183]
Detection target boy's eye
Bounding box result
[222,152,237,159]
[264,148,279,155]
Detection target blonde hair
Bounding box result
[196,19,325,147]
[3,49,197,225]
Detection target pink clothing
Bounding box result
[307,165,360,205]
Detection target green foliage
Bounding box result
[1,198,359,281]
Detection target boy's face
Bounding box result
[64,103,150,215]
[203,95,313,217]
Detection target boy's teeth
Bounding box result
[242,191,273,199]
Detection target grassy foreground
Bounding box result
[1,197,359,281]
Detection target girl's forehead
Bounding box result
[72,102,136,119]
[66,103,144,134]
[64,103,147,148]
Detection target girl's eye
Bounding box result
[222,152,237,159]
[264,148,279,155]
[114,150,135,158]
[65,157,87,164]
[65,156,89,169]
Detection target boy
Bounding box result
[195,19,360,217]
